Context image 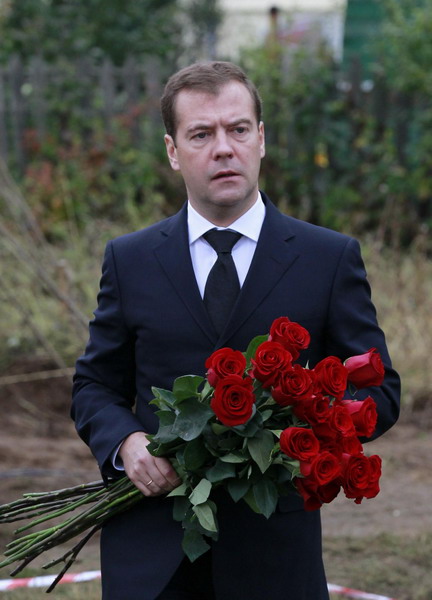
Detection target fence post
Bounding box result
[8,55,27,172]
[28,56,48,145]
[99,58,116,132]
[0,64,8,163]
[121,56,143,145]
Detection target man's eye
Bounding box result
[193,132,208,139]
[234,127,247,134]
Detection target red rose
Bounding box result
[313,356,348,399]
[205,347,247,387]
[295,478,323,511]
[312,422,338,444]
[250,341,292,388]
[211,375,255,427]
[272,365,315,407]
[345,348,385,389]
[279,427,320,461]
[293,394,331,425]
[340,434,363,456]
[268,317,310,360]
[329,403,356,438]
[296,477,341,511]
[300,451,341,486]
[341,453,382,504]
[340,396,378,438]
[318,437,342,459]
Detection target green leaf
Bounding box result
[211,422,229,435]
[192,501,218,533]
[167,483,188,497]
[271,429,283,438]
[247,429,275,473]
[150,386,177,408]
[189,479,212,506]
[172,375,205,402]
[183,436,208,471]
[260,409,274,422]
[243,487,261,514]
[217,436,241,451]
[232,409,262,438]
[182,529,211,562]
[253,478,279,519]
[172,495,191,522]
[245,334,268,365]
[172,398,214,441]
[281,455,301,474]
[205,460,236,483]
[227,478,251,503]
[219,452,248,463]
[151,410,178,443]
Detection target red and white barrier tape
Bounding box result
[0,570,100,591]
[328,583,398,600]
[0,572,397,599]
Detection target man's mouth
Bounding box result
[212,170,239,180]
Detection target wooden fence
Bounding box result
[0,54,415,176]
[0,56,165,172]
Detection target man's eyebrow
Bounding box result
[186,118,254,134]
[228,118,254,127]
[186,123,212,134]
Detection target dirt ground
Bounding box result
[0,357,431,547]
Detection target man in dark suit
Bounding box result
[72,61,400,600]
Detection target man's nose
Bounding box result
[212,131,234,159]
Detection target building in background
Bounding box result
[215,0,346,61]
[342,0,384,78]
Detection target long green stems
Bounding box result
[0,476,140,585]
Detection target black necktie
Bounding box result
[203,229,242,335]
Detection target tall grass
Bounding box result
[362,235,432,409]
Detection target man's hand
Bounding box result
[119,432,182,497]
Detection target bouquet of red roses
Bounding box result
[147,316,384,559]
[0,316,385,588]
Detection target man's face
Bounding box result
[164,81,265,226]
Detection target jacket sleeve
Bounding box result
[325,237,400,440]
[71,241,146,478]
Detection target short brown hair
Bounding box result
[160,61,262,140]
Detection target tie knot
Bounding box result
[203,229,242,254]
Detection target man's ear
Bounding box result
[259,121,265,159]
[164,134,180,171]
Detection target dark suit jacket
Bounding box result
[72,194,400,600]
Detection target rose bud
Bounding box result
[345,348,385,389]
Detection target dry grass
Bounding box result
[1,532,431,599]
[362,237,432,411]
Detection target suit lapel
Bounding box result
[153,197,300,349]
[153,204,218,344]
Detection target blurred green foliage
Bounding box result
[0,0,431,248]
[0,0,181,65]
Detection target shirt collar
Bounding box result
[187,194,265,245]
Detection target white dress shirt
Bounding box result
[188,194,266,297]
